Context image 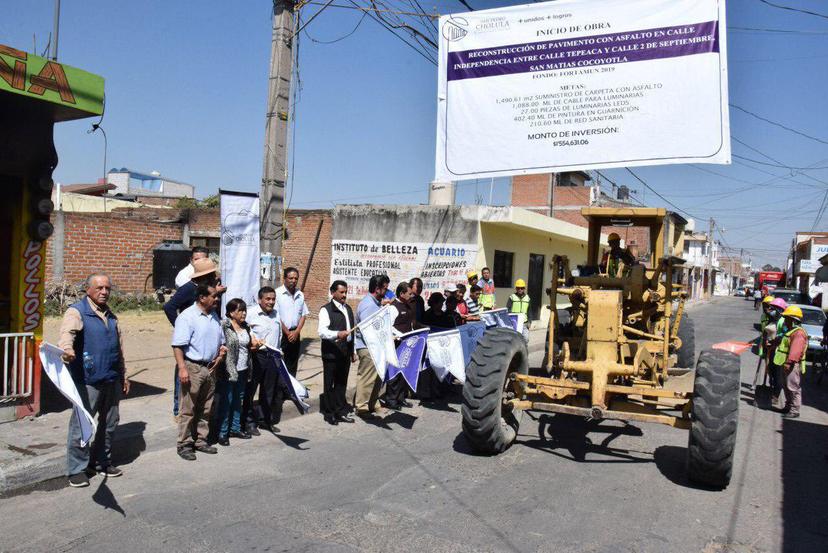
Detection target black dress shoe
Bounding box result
[400,400,414,408]
[218,436,230,446]
[782,412,800,419]
[336,414,355,423]
[247,425,261,436]
[324,414,339,425]
[177,448,197,461]
[229,431,251,439]
[384,401,402,411]
[195,444,218,454]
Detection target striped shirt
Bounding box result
[465,297,481,316]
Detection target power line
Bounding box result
[729,25,828,34]
[344,0,437,64]
[756,0,828,20]
[730,104,828,146]
[812,190,828,231]
[732,154,828,171]
[624,168,701,220]
[304,1,438,18]
[304,11,368,43]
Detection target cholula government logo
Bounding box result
[442,17,468,42]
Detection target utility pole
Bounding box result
[706,217,714,298]
[260,0,296,287]
[50,0,61,60]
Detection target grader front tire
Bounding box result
[687,349,740,489]
[461,328,529,454]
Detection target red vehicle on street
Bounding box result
[755,271,785,296]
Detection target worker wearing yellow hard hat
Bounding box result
[507,278,530,341]
[759,295,776,332]
[601,231,636,278]
[773,305,808,418]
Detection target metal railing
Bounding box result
[1,333,35,403]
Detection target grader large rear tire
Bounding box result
[462,328,529,454]
[687,349,740,489]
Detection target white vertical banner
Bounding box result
[219,191,260,312]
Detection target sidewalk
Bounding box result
[0,337,330,496]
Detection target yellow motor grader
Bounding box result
[461,207,740,488]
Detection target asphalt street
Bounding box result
[1,297,827,553]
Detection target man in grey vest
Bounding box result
[59,274,130,488]
[317,280,356,425]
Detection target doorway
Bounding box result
[528,253,545,321]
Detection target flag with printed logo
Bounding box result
[481,308,513,329]
[387,328,429,391]
[39,342,97,447]
[427,329,466,383]
[459,321,487,366]
[357,305,399,380]
[266,347,310,414]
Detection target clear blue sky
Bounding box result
[5,0,828,268]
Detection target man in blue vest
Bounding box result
[59,274,130,488]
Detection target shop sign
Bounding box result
[21,240,44,332]
[0,44,104,118]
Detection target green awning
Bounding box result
[1,44,104,122]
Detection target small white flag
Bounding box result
[39,342,97,447]
[427,329,467,383]
[357,305,399,380]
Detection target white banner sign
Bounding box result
[330,239,477,299]
[436,0,730,180]
[220,192,260,311]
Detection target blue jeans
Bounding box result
[66,380,121,476]
[216,376,246,437]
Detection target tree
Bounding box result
[175,194,219,209]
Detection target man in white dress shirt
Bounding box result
[174,246,210,288]
[245,286,282,434]
[272,267,309,422]
[275,267,309,377]
[317,280,356,425]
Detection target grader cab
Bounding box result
[461,207,740,488]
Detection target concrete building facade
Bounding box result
[106,167,195,200]
[331,204,593,326]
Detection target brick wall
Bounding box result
[46,205,335,312]
[188,208,219,237]
[511,174,551,215]
[283,210,333,314]
[46,209,184,292]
